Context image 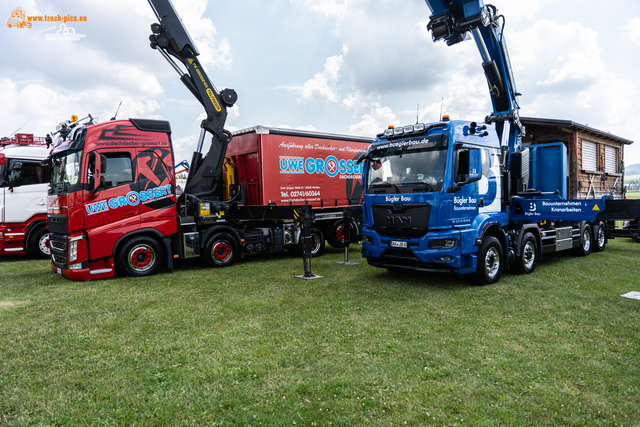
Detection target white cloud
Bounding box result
[171,0,232,70]
[348,104,397,137]
[301,0,346,17]
[625,17,640,46]
[490,0,548,22]
[297,55,343,104]
[0,77,161,138]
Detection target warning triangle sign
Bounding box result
[592,204,601,211]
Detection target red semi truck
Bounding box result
[44,0,370,281]
[226,126,370,253]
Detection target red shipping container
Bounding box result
[227,126,371,209]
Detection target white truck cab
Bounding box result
[0,144,51,258]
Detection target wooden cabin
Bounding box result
[520,117,633,199]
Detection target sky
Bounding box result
[2,0,640,167]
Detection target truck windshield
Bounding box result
[367,145,448,193]
[51,150,82,191]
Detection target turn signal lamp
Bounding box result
[0,153,5,165]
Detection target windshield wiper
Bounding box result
[371,181,401,193]
[412,183,434,192]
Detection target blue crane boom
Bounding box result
[424,0,523,153]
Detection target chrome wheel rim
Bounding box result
[523,240,535,270]
[484,246,501,279]
[211,240,232,265]
[128,244,156,273]
[583,228,592,252]
[39,233,50,256]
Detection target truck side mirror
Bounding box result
[468,148,483,181]
[454,147,483,186]
[8,161,23,189]
[88,152,107,194]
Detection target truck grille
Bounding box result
[52,254,67,265]
[48,215,68,234]
[49,233,68,268]
[372,203,430,238]
[50,240,66,252]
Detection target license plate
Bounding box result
[391,241,407,248]
[56,267,62,275]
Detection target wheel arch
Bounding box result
[512,223,542,260]
[112,228,165,258]
[477,222,507,259]
[25,219,48,250]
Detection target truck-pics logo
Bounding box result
[85,184,172,215]
[7,7,31,28]
[279,155,361,178]
[7,7,88,41]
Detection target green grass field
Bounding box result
[1,240,639,426]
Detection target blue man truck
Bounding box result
[358,0,640,284]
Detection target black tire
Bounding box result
[28,227,50,259]
[512,232,537,275]
[474,236,503,286]
[592,221,606,252]
[117,236,163,277]
[572,223,592,257]
[326,219,347,248]
[292,227,325,257]
[202,233,238,268]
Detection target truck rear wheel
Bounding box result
[28,227,50,259]
[572,223,592,257]
[474,236,503,286]
[291,227,325,257]
[203,233,238,268]
[592,221,606,252]
[117,236,163,277]
[512,232,537,275]
[326,219,347,248]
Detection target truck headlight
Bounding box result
[69,240,78,262]
[431,238,456,249]
[68,235,84,263]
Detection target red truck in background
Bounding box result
[226,126,370,253]
[1,135,51,258]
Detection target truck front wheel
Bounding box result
[203,233,238,268]
[474,236,503,286]
[512,232,537,275]
[28,227,50,259]
[117,237,163,277]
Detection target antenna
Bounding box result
[110,101,122,121]
[416,103,419,124]
[439,97,444,121]
[9,117,31,137]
